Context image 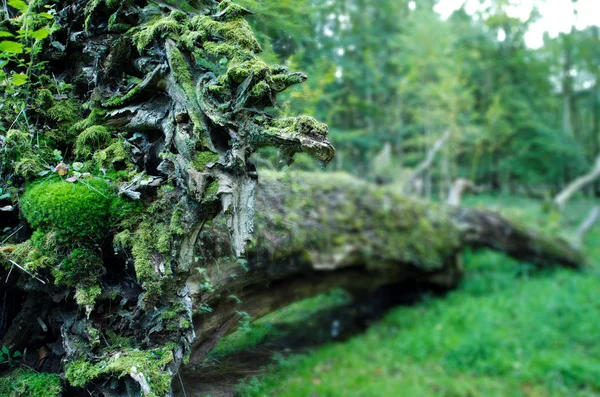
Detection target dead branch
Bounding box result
[554,155,600,210]
[576,206,600,245]
[447,178,482,206]
[404,130,451,194]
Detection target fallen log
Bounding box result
[184,171,585,370]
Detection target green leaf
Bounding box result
[10,73,28,86]
[1,346,9,355]
[39,12,54,19]
[0,40,23,54]
[31,27,51,40]
[0,31,13,38]
[7,0,27,12]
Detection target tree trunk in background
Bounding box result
[563,30,575,139]
[592,27,600,196]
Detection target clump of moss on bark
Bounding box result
[20,178,115,242]
[65,347,174,397]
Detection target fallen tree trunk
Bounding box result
[183,171,585,371]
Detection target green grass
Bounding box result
[224,194,600,396]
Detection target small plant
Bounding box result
[236,310,252,332]
[0,345,22,367]
[0,187,10,200]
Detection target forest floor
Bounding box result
[178,194,600,397]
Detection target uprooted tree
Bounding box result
[0,1,587,396]
[0,0,333,395]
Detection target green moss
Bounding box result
[254,171,461,269]
[75,125,112,158]
[0,369,62,397]
[93,139,130,169]
[131,220,171,299]
[56,248,105,288]
[132,13,182,52]
[193,151,219,170]
[20,178,115,243]
[190,15,261,53]
[216,0,252,20]
[75,284,102,308]
[14,156,44,179]
[203,180,219,202]
[47,98,82,123]
[4,129,32,160]
[69,108,107,135]
[167,45,206,138]
[251,80,270,98]
[267,116,328,138]
[65,347,174,397]
[36,88,55,110]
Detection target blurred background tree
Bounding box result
[240,0,599,197]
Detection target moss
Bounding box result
[0,368,62,397]
[254,171,461,269]
[55,248,105,288]
[251,80,270,98]
[69,108,107,135]
[14,155,44,179]
[93,139,130,169]
[36,88,55,110]
[4,129,32,160]
[75,125,112,158]
[47,98,82,124]
[203,180,219,202]
[131,220,171,299]
[75,284,102,308]
[216,0,252,20]
[104,67,155,107]
[20,178,115,243]
[65,347,174,397]
[267,116,328,138]
[132,13,182,52]
[167,45,205,138]
[225,59,269,84]
[190,15,261,53]
[193,151,218,170]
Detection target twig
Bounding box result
[177,371,188,397]
[8,259,46,284]
[1,225,23,244]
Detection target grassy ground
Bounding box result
[215,194,600,397]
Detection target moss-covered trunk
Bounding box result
[182,171,584,372]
